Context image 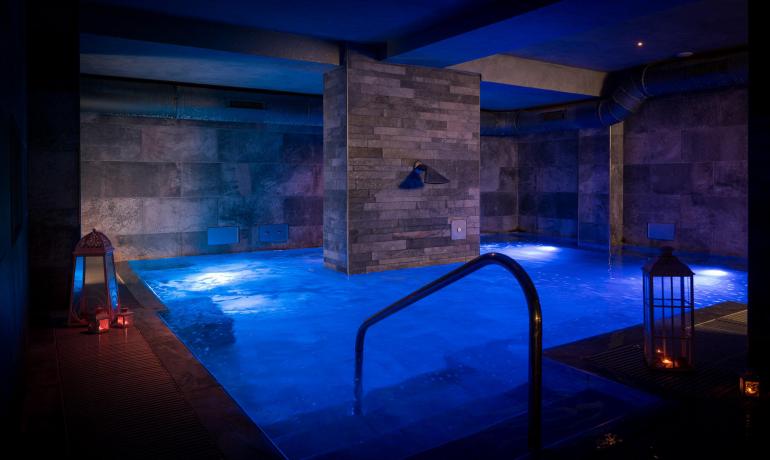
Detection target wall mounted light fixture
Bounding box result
[399,160,449,189]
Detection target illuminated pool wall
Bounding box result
[79,77,324,261]
[480,86,748,257]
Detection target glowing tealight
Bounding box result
[699,269,728,277]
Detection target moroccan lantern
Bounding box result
[68,229,121,326]
[88,308,111,334]
[642,246,695,371]
[740,372,761,398]
[114,307,134,329]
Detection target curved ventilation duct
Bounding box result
[481,51,748,136]
[80,76,323,126]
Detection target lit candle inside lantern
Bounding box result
[660,357,674,368]
[740,373,761,398]
[88,308,110,334]
[114,308,134,328]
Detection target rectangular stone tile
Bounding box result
[142,198,219,233]
[218,195,284,226]
[537,192,578,219]
[713,161,748,196]
[624,130,682,165]
[83,161,181,198]
[579,222,609,244]
[579,193,609,224]
[288,225,322,247]
[284,196,323,225]
[217,129,283,162]
[579,163,609,194]
[718,87,748,126]
[142,125,217,162]
[681,126,748,162]
[499,167,517,191]
[282,133,323,164]
[537,165,577,193]
[181,163,223,197]
[480,192,516,217]
[623,165,651,194]
[649,163,691,194]
[481,215,517,233]
[221,163,253,196]
[81,123,141,161]
[81,197,143,236]
[115,233,181,261]
[537,217,577,238]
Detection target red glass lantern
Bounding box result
[740,372,761,398]
[88,308,111,334]
[642,247,695,371]
[114,308,134,328]
[68,229,121,326]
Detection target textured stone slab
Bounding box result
[181,163,223,197]
[115,232,181,261]
[81,197,143,236]
[142,197,219,233]
[142,125,218,162]
[82,161,181,198]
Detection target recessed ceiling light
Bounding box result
[636,41,644,47]
[677,51,694,58]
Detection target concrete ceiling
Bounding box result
[80,0,748,110]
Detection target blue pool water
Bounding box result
[131,239,746,458]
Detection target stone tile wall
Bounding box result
[517,131,580,238]
[623,87,748,257]
[81,112,323,261]
[577,128,611,245]
[480,137,518,233]
[324,53,481,274]
[322,67,349,272]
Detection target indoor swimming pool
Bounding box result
[130,238,748,458]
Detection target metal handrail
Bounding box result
[353,252,543,451]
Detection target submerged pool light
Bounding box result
[699,269,729,277]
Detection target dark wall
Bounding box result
[480,137,518,233]
[514,131,580,239]
[80,106,323,261]
[27,1,80,314]
[479,86,747,257]
[623,87,748,257]
[1,0,29,426]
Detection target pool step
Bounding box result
[267,360,656,459]
[267,364,525,459]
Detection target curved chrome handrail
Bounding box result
[353,252,543,450]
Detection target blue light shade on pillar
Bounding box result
[399,162,427,189]
[399,160,449,189]
[68,229,121,326]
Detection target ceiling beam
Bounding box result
[451,54,606,97]
[80,3,340,66]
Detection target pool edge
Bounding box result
[117,261,287,460]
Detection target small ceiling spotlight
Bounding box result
[636,41,644,47]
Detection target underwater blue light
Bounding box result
[699,269,729,277]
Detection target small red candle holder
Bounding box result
[740,372,761,398]
[114,308,134,329]
[88,308,110,334]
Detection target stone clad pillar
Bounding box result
[323,52,481,274]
